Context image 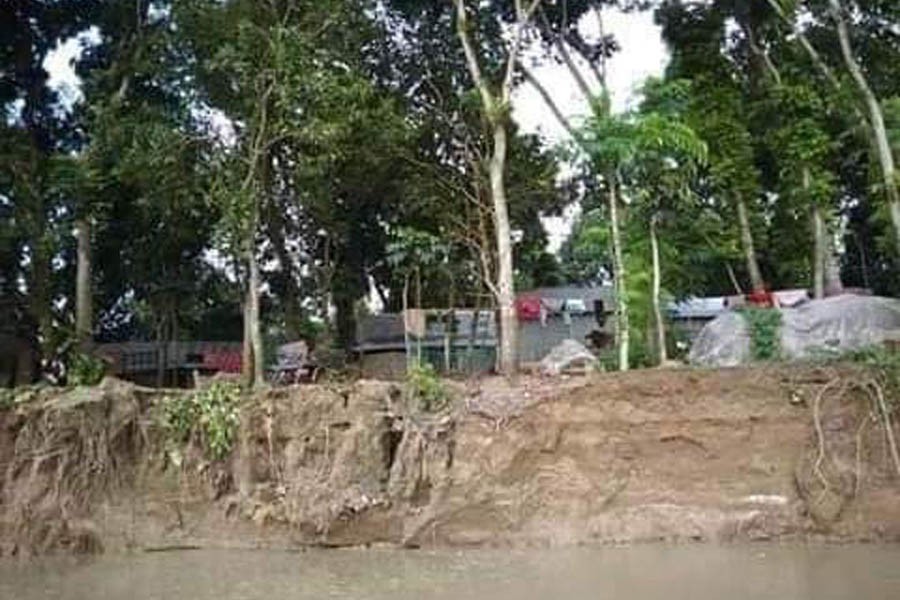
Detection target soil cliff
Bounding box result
[2,366,899,556]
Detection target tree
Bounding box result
[656,2,768,292]
[578,82,706,366]
[628,89,707,363]
[448,0,544,375]
[516,3,634,370]
[1,1,102,369]
[767,0,900,254]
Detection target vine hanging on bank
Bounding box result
[739,307,783,361]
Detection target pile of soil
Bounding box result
[2,366,899,556]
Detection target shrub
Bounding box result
[69,352,106,386]
[0,389,13,411]
[739,307,782,361]
[162,381,242,461]
[405,362,449,412]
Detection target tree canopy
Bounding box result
[2,0,899,380]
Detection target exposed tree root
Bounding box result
[802,370,900,526]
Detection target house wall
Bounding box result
[517,315,609,364]
[360,352,408,380]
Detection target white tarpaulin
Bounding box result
[689,295,900,367]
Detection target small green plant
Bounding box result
[739,307,783,361]
[68,352,106,386]
[0,389,14,411]
[405,362,449,412]
[162,381,242,461]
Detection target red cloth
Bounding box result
[515,296,542,321]
[203,350,243,373]
[746,289,775,308]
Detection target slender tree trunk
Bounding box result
[444,309,452,374]
[415,266,423,365]
[169,307,179,387]
[75,218,93,349]
[402,274,411,370]
[29,207,53,364]
[649,216,666,365]
[453,0,538,376]
[489,122,518,375]
[725,263,743,295]
[156,317,166,388]
[608,177,629,371]
[736,194,764,291]
[444,278,455,373]
[829,0,900,254]
[468,298,481,374]
[246,243,264,389]
[824,247,844,296]
[242,298,252,384]
[812,202,826,300]
[806,166,826,300]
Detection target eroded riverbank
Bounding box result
[2,365,900,556]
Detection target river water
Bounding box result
[1,545,898,599]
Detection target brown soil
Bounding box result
[2,366,899,556]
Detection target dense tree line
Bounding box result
[1,0,898,382]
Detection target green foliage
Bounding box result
[842,347,900,410]
[162,381,242,461]
[68,352,106,387]
[405,362,450,413]
[739,307,783,361]
[0,389,13,411]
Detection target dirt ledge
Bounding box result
[2,365,899,556]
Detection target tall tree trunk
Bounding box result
[156,316,167,388]
[811,203,826,300]
[29,225,54,363]
[246,243,264,389]
[806,166,826,300]
[402,275,411,370]
[242,298,252,383]
[824,246,844,296]
[736,194,764,291]
[75,218,93,349]
[649,215,666,365]
[608,177,629,371]
[452,0,537,376]
[489,122,518,375]
[829,0,900,254]
[725,263,743,295]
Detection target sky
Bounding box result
[43,7,668,254]
[513,8,668,252]
[513,8,668,143]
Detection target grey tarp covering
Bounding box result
[540,339,597,375]
[689,295,900,367]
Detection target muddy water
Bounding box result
[1,545,898,600]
